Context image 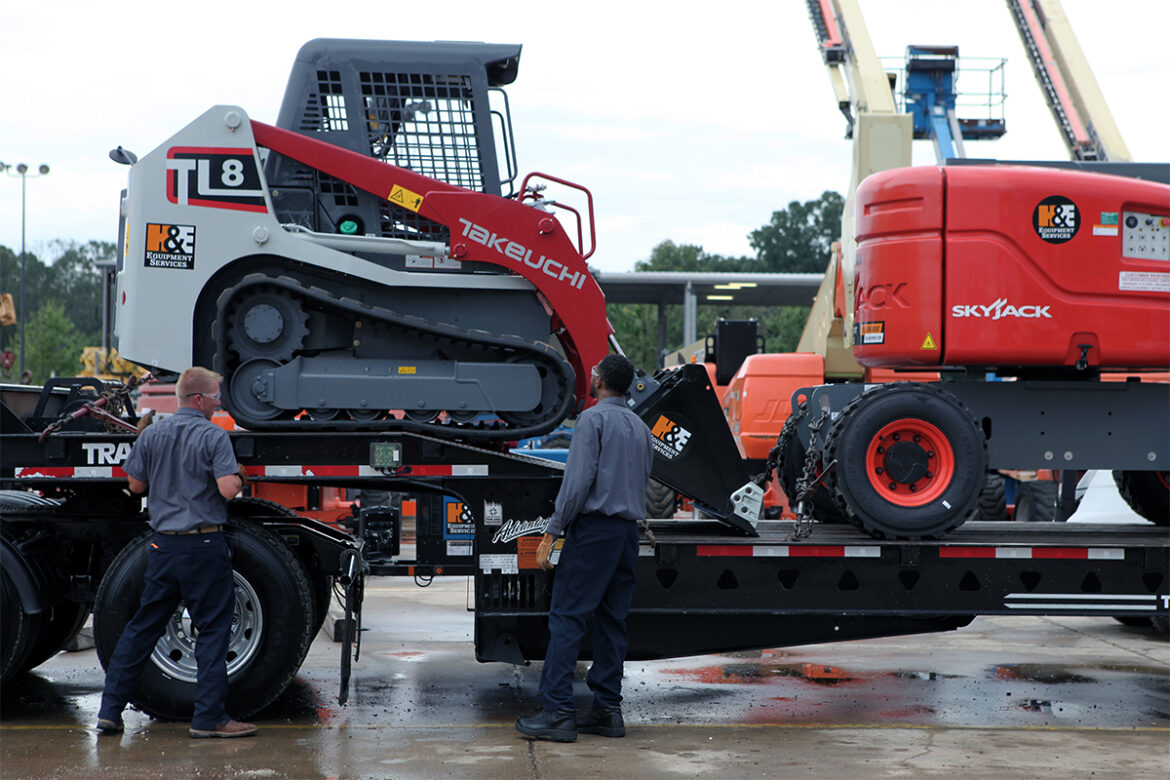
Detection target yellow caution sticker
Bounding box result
[921,332,938,350]
[398,366,417,375]
[388,184,424,213]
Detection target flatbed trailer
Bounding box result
[4,416,1165,717]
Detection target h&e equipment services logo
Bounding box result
[1033,196,1079,244]
[145,223,196,269]
[650,414,692,460]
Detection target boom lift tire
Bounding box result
[824,384,987,539]
[1112,470,1169,526]
[978,472,1008,522]
[94,520,315,721]
[775,402,848,523]
[645,480,678,519]
[1014,479,1059,523]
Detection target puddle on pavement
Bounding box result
[993,664,1095,683]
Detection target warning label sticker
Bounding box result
[144,223,196,269]
[1033,196,1079,244]
[921,332,938,350]
[389,184,424,213]
[1119,271,1170,292]
[856,321,885,345]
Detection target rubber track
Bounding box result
[214,273,576,443]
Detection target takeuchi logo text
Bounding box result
[455,218,588,290]
[491,517,551,544]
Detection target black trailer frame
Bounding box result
[6,428,1164,673]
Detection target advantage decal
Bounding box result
[145,223,196,269]
[951,298,1052,320]
[456,218,588,291]
[1033,195,1079,244]
[166,147,267,213]
[491,517,550,544]
[650,414,692,461]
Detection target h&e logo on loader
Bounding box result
[144,223,196,269]
[650,414,692,460]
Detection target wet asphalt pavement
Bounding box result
[2,579,1167,779]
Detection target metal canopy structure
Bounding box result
[594,271,824,366]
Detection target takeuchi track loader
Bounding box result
[114,40,609,441]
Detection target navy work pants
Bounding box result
[98,531,235,730]
[539,514,639,712]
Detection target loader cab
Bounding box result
[264,39,521,244]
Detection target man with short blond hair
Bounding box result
[97,367,257,739]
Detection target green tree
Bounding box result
[749,190,843,273]
[4,300,86,383]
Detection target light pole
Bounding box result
[1,161,51,374]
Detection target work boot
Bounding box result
[578,707,625,737]
[96,717,124,735]
[189,719,258,738]
[515,709,577,742]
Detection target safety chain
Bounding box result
[790,408,833,541]
[37,373,153,443]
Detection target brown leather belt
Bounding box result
[160,525,222,535]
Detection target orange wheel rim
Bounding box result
[864,418,955,507]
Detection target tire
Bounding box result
[226,497,332,640]
[541,434,572,450]
[824,383,987,539]
[978,473,1008,522]
[94,520,315,721]
[775,403,847,523]
[1113,470,1169,525]
[18,601,89,673]
[1,566,41,685]
[645,479,678,519]
[1014,480,1059,523]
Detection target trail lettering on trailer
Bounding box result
[951,298,1052,320]
[650,414,692,461]
[455,218,587,290]
[83,442,133,465]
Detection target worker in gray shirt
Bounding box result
[516,354,654,743]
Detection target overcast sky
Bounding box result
[2,0,1166,273]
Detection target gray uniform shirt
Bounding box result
[545,396,655,537]
[123,407,239,532]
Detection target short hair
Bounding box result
[176,367,223,400]
[597,354,635,395]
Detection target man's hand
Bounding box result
[536,533,556,571]
[135,410,155,434]
[237,463,249,487]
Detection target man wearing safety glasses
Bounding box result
[97,367,257,739]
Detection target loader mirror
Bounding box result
[108,146,138,165]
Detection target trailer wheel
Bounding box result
[825,384,986,539]
[94,520,315,721]
[776,402,847,523]
[645,480,678,519]
[227,497,333,642]
[1112,470,1169,526]
[18,601,90,674]
[1,567,40,684]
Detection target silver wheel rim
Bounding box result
[150,572,263,683]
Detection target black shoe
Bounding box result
[515,709,577,742]
[96,717,124,735]
[578,707,625,738]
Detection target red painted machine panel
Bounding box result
[854,165,1170,371]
